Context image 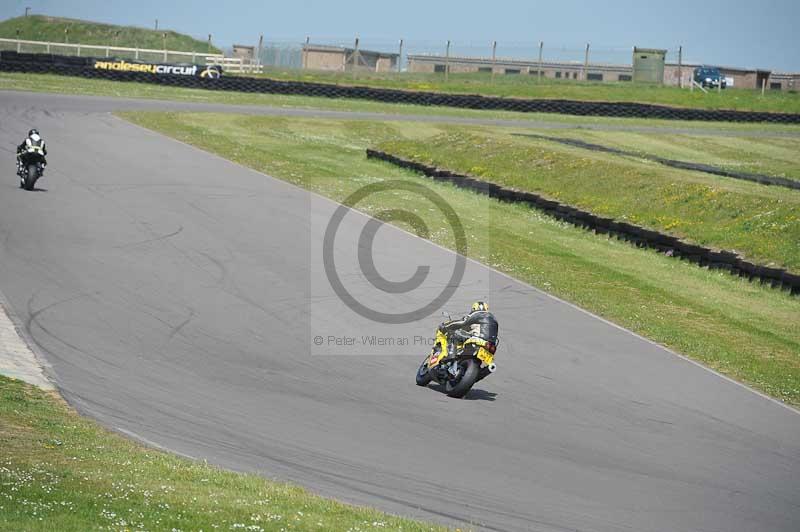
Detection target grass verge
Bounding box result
[378,130,800,272]
[118,111,800,406]
[3,72,800,135]
[0,375,443,531]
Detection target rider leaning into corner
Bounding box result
[439,301,499,354]
[16,128,47,176]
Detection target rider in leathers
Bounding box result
[439,301,498,357]
[16,129,47,177]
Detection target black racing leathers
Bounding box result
[440,310,499,346]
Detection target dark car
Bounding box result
[693,66,727,89]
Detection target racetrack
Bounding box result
[0,91,799,532]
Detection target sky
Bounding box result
[2,0,799,71]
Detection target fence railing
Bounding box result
[0,37,223,65]
[206,56,263,74]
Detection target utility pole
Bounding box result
[677,45,683,88]
[24,7,30,17]
[162,32,168,61]
[207,34,212,54]
[445,39,451,82]
[398,38,403,73]
[583,42,590,81]
[538,40,543,82]
[154,19,158,31]
[491,40,497,84]
[302,36,309,69]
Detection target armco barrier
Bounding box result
[3,50,800,124]
[514,134,800,191]
[365,148,800,296]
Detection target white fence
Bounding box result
[0,37,263,74]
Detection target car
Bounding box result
[693,66,727,89]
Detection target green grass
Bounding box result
[255,67,800,114]
[378,129,800,271]
[0,375,445,531]
[531,129,800,181]
[4,71,800,136]
[0,15,220,53]
[118,111,800,406]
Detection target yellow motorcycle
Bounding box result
[415,326,497,398]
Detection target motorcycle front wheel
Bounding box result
[415,355,433,387]
[445,358,480,398]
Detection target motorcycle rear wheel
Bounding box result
[24,164,38,191]
[445,358,480,398]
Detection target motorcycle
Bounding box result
[17,146,46,191]
[415,317,498,398]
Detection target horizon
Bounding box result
[1,0,799,72]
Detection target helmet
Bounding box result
[470,301,489,313]
[28,129,39,137]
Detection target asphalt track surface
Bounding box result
[1,90,799,531]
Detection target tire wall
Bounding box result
[2,51,800,124]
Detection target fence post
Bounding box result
[445,39,451,82]
[677,45,683,88]
[163,33,167,62]
[46,42,50,53]
[352,37,360,78]
[583,42,590,81]
[303,36,310,69]
[762,77,766,97]
[397,38,403,73]
[538,41,543,82]
[135,47,139,60]
[257,34,264,71]
[106,46,110,57]
[77,44,81,57]
[491,40,497,84]
[192,51,196,64]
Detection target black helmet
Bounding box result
[28,129,39,137]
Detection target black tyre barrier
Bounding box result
[514,134,800,191]
[3,50,800,124]
[365,148,800,296]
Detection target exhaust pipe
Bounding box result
[487,363,497,373]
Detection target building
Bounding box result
[632,48,667,83]
[663,63,771,89]
[302,43,398,72]
[765,72,800,91]
[231,44,255,61]
[406,54,634,82]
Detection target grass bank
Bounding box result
[378,130,800,272]
[0,375,443,531]
[3,72,800,136]
[0,15,220,54]
[255,67,800,114]
[531,129,800,181]
[119,111,800,406]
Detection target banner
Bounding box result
[92,59,222,78]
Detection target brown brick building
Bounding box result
[406,54,634,81]
[302,43,398,72]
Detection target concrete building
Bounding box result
[766,72,800,91]
[406,54,634,82]
[232,44,255,61]
[302,43,398,72]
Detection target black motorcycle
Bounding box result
[17,147,46,191]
